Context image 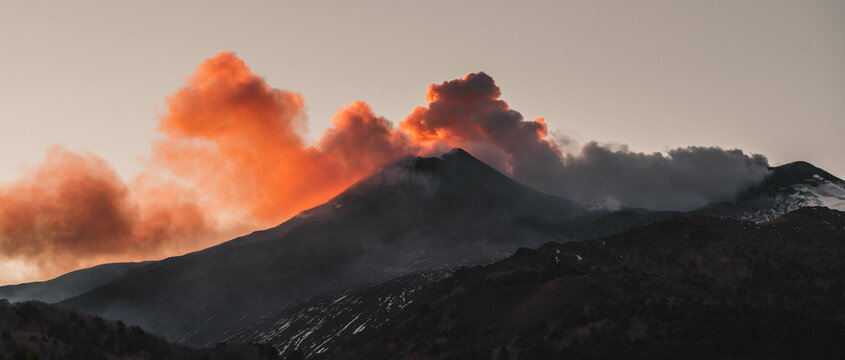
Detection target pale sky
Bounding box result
[1,0,843,182]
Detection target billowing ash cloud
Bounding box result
[154,52,412,222]
[400,72,771,211]
[0,147,221,281]
[0,54,771,284]
[551,143,770,210]
[0,52,414,283]
[401,72,563,178]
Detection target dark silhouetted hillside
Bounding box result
[326,207,845,359]
[0,299,278,360]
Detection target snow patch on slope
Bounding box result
[219,271,449,358]
[791,176,845,210]
[744,175,845,222]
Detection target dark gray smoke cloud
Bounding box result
[401,72,771,211]
[540,142,771,210]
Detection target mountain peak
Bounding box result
[767,161,842,187]
[338,148,523,201]
[442,147,473,159]
[395,148,494,174]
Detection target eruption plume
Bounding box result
[0,147,219,283]
[0,52,771,284]
[154,52,412,222]
[400,72,770,210]
[0,52,413,284]
[401,72,565,184]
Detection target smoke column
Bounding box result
[0,52,413,284]
[0,52,770,284]
[153,52,412,222]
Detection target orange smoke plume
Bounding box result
[0,53,771,285]
[1,54,561,285]
[154,52,412,223]
[0,52,416,284]
[0,147,220,283]
[0,56,564,285]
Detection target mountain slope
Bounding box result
[702,161,845,222]
[58,149,664,348]
[0,262,151,304]
[325,207,845,359]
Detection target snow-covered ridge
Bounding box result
[703,170,845,223]
[791,175,845,210]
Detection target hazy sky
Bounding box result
[1,0,843,182]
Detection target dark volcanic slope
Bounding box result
[0,300,278,360]
[59,149,663,347]
[0,262,151,304]
[328,207,845,360]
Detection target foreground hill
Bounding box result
[0,300,278,359]
[326,207,845,359]
[58,149,664,349]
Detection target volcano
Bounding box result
[54,149,664,350]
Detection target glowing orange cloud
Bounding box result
[154,51,412,223]
[0,52,415,284]
[0,52,768,285]
[0,147,220,282]
[0,56,564,285]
